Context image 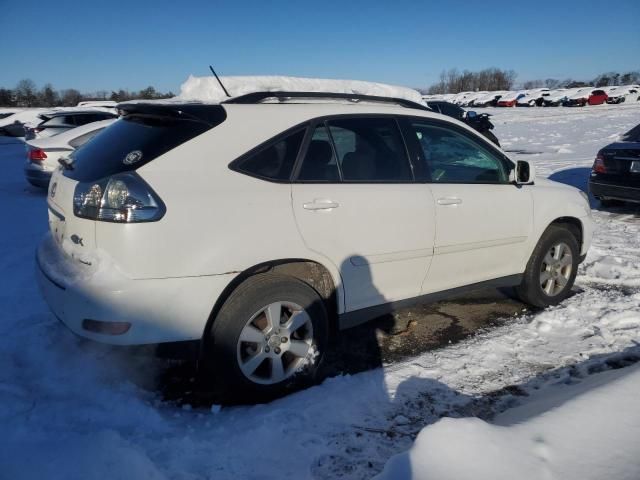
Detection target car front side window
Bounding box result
[412,122,509,184]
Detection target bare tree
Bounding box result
[60,89,82,106]
[15,79,38,107]
[38,83,59,107]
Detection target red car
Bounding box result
[588,89,608,105]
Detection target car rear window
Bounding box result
[63,105,226,182]
[42,115,76,127]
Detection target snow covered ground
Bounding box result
[1,103,639,479]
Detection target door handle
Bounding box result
[303,200,340,211]
[437,197,462,206]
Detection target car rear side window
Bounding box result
[411,121,509,184]
[63,106,226,182]
[233,129,305,181]
[327,117,412,182]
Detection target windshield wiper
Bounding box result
[58,158,74,170]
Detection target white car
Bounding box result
[24,119,115,187]
[516,88,551,107]
[606,85,640,104]
[542,88,574,107]
[472,91,508,107]
[37,77,593,401]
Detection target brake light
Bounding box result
[73,172,165,223]
[592,153,607,174]
[28,148,47,162]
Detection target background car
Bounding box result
[0,109,48,137]
[606,85,640,104]
[24,119,115,187]
[425,100,500,146]
[497,91,525,107]
[563,88,593,107]
[516,88,550,107]
[589,122,640,206]
[587,89,608,105]
[472,91,508,107]
[541,88,577,106]
[25,110,117,140]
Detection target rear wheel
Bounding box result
[203,273,328,403]
[516,226,579,308]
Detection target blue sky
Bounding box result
[1,0,638,93]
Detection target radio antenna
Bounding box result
[209,65,231,98]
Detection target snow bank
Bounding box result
[376,364,640,480]
[176,75,425,105]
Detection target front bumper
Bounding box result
[589,180,640,204]
[36,234,237,345]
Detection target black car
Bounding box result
[425,100,500,147]
[25,110,117,140]
[589,123,640,206]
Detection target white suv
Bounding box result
[37,82,593,401]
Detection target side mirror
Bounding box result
[466,110,477,119]
[514,160,535,184]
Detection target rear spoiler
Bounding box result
[117,103,226,127]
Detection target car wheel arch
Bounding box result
[201,258,341,349]
[541,217,583,254]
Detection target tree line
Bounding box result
[0,79,175,107]
[424,68,640,94]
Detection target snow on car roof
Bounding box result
[174,75,425,106]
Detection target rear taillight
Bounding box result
[28,148,47,162]
[592,153,607,174]
[73,172,165,223]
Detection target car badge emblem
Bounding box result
[50,182,57,198]
[123,150,143,165]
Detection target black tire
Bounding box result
[516,225,579,308]
[203,273,328,403]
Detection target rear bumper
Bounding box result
[24,164,52,187]
[589,180,640,203]
[36,233,237,345]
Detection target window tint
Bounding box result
[235,129,305,181]
[327,117,412,182]
[64,109,225,182]
[42,115,75,127]
[297,125,340,181]
[68,128,104,148]
[412,122,509,184]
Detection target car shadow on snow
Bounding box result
[549,167,640,216]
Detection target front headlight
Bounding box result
[73,172,165,223]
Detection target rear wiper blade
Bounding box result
[58,158,74,170]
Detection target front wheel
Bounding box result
[203,273,328,403]
[516,226,579,308]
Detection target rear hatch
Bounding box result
[47,103,226,266]
[599,142,640,186]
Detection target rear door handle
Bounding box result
[437,197,462,206]
[303,200,340,211]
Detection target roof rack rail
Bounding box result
[222,91,430,111]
